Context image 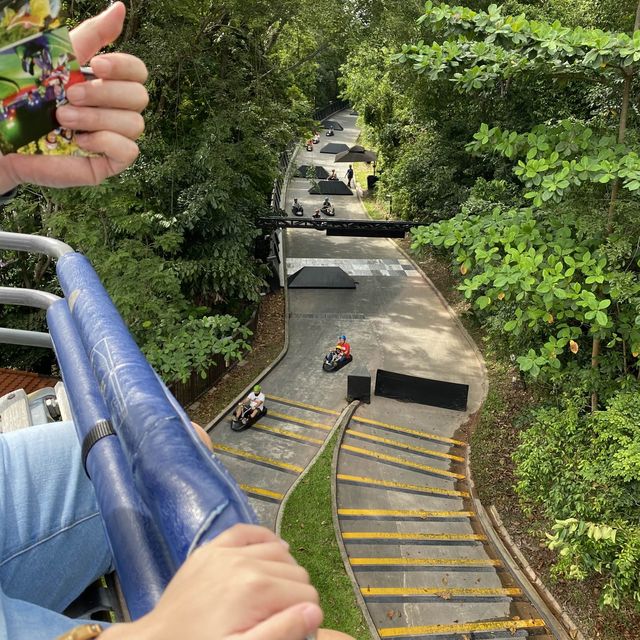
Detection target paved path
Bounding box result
[209,111,555,639]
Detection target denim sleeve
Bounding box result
[0,422,112,640]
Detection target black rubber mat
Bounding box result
[323,120,344,131]
[309,180,353,195]
[287,266,356,289]
[296,165,329,179]
[320,143,349,154]
[374,369,469,411]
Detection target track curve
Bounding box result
[209,110,562,639]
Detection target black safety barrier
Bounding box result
[347,374,371,403]
[287,266,356,289]
[258,217,423,237]
[374,369,469,412]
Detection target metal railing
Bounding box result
[0,231,255,619]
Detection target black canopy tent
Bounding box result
[334,144,378,164]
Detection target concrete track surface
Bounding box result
[209,111,558,640]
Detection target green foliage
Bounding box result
[468,121,640,205]
[411,206,640,386]
[143,315,252,384]
[1,0,357,381]
[379,129,469,221]
[395,2,640,88]
[515,392,640,608]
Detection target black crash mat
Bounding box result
[296,165,329,179]
[323,120,344,131]
[309,180,353,195]
[288,267,356,289]
[320,143,349,154]
[374,369,469,411]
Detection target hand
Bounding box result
[102,525,323,640]
[0,2,148,192]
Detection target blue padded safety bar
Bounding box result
[47,299,174,619]
[55,253,256,599]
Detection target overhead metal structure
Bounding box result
[257,216,424,238]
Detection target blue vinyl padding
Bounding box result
[47,299,174,618]
[55,253,256,598]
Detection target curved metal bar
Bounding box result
[0,230,74,258]
[47,299,175,618]
[0,327,52,348]
[0,286,60,309]
[56,253,256,572]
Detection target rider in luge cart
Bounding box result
[234,384,266,425]
[335,335,351,365]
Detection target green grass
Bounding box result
[280,429,369,639]
[352,142,389,221]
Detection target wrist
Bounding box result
[0,156,19,195]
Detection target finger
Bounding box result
[6,154,126,188]
[57,105,145,140]
[240,559,310,584]
[74,131,139,167]
[70,2,126,65]
[237,603,323,640]
[89,53,149,84]
[67,80,149,112]
[209,524,283,549]
[233,541,299,565]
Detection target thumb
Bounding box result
[70,2,126,64]
[238,603,323,640]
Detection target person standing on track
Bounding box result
[345,165,354,188]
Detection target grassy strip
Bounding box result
[280,429,369,639]
[352,136,387,221]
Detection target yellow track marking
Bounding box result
[268,410,332,431]
[338,508,474,519]
[378,619,546,637]
[253,423,324,445]
[212,443,303,473]
[337,474,470,498]
[240,485,284,501]
[350,557,501,568]
[351,416,465,446]
[361,587,521,598]
[343,532,486,542]
[341,444,465,480]
[266,394,339,415]
[346,429,464,462]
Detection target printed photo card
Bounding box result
[0,2,89,155]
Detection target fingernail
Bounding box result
[58,106,80,124]
[67,84,86,103]
[301,604,322,632]
[91,57,111,76]
[280,539,290,550]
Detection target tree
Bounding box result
[400,2,640,407]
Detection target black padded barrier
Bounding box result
[347,374,371,403]
[327,228,404,238]
[296,165,329,179]
[287,266,356,289]
[374,369,468,412]
[323,120,344,131]
[320,143,349,155]
[309,180,353,196]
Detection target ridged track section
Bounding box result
[335,413,555,640]
[210,394,338,529]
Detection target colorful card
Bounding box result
[0,1,61,47]
[0,26,85,155]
